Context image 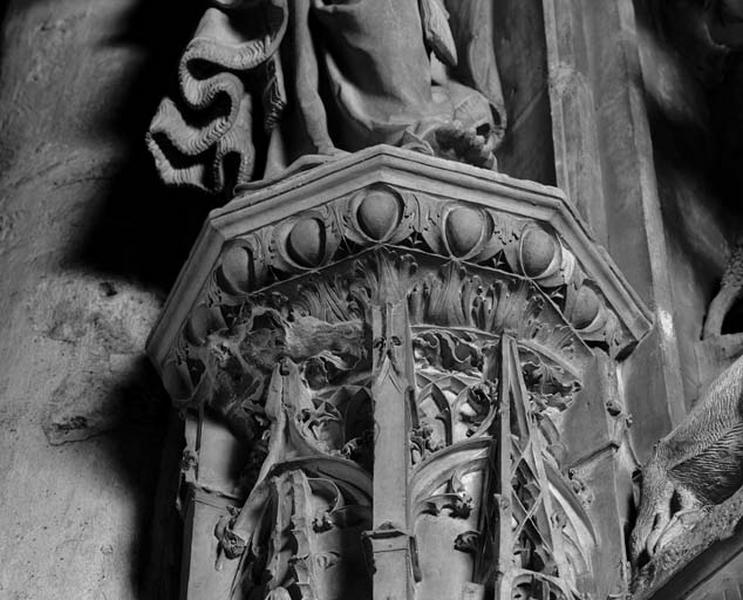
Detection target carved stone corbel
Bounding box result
[148,146,652,599]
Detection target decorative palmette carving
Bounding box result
[166,251,588,422]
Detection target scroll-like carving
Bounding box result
[147,0,506,192]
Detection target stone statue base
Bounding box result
[148,146,652,600]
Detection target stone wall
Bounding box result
[634,0,734,411]
[0,1,211,597]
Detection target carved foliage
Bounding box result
[407,335,594,600]
[208,186,628,353]
[163,251,588,426]
[166,246,599,599]
[227,465,372,600]
[497,337,586,600]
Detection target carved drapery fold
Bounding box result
[146,0,507,193]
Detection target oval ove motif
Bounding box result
[287,218,326,267]
[520,227,561,278]
[570,286,601,330]
[217,244,253,294]
[445,206,484,257]
[357,188,401,240]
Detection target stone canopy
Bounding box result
[145,145,653,600]
[148,144,651,375]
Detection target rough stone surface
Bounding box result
[38,277,161,445]
[0,0,210,598]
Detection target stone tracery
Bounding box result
[147,147,652,599]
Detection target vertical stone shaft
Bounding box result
[368,302,415,600]
[494,336,516,598]
[543,0,686,454]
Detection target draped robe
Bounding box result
[148,0,506,193]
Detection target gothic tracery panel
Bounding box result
[147,149,652,600]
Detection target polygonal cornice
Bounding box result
[147,145,653,375]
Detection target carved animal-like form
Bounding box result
[630,353,743,564]
[194,308,366,439]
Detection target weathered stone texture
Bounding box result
[0,0,209,598]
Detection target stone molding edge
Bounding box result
[147,145,653,372]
